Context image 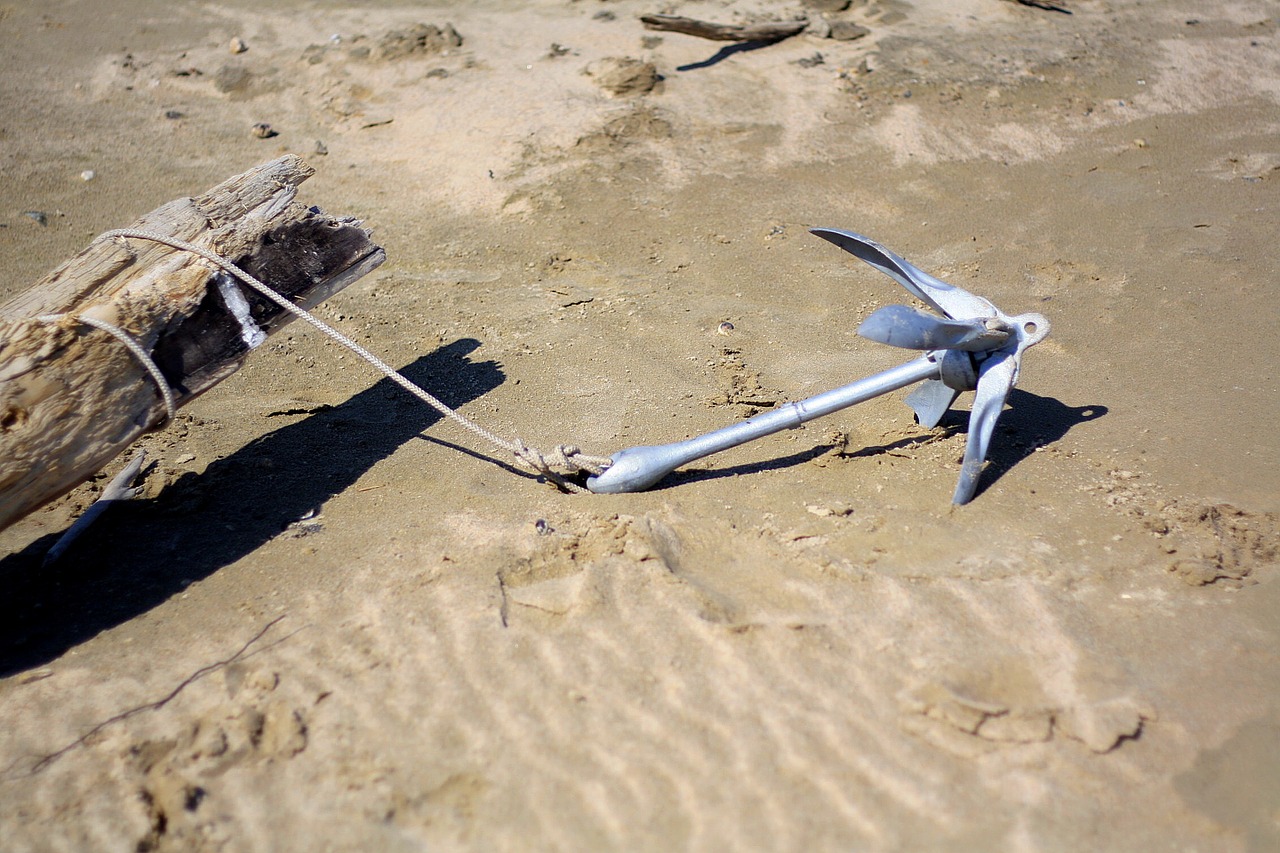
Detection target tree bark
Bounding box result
[0,155,385,532]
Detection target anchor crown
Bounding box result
[810,228,1050,503]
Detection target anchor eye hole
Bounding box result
[1023,321,1038,335]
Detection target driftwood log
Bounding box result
[0,155,385,532]
[639,14,809,42]
[1002,0,1071,13]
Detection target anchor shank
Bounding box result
[587,356,940,493]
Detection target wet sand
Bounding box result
[1,1,1278,850]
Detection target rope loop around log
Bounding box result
[35,312,178,425]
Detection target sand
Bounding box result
[1,0,1278,850]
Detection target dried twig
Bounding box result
[25,615,289,774]
[640,14,809,42]
[42,450,146,566]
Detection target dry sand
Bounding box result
[1,0,1278,850]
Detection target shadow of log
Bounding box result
[0,338,502,676]
[677,40,781,71]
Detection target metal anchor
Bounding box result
[586,228,1051,504]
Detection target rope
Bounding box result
[88,228,612,493]
[35,313,178,424]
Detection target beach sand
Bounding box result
[1,0,1278,849]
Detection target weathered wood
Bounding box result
[0,155,385,532]
[639,14,809,42]
[42,450,146,566]
[1001,0,1071,13]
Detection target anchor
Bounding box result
[586,228,1051,504]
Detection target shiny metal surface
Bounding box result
[858,304,1010,352]
[587,228,1051,503]
[586,357,940,494]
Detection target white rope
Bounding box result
[89,228,611,493]
[36,313,178,424]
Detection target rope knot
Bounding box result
[512,441,611,479]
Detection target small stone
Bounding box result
[1133,138,1148,148]
[214,63,252,93]
[717,322,735,336]
[80,170,96,182]
[827,21,871,41]
[806,501,854,518]
[376,23,463,61]
[251,122,278,139]
[229,36,248,54]
[1169,558,1224,586]
[175,453,196,464]
[284,508,324,537]
[586,57,660,98]
[22,211,48,226]
[314,140,328,156]
[302,44,328,65]
[164,109,185,119]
